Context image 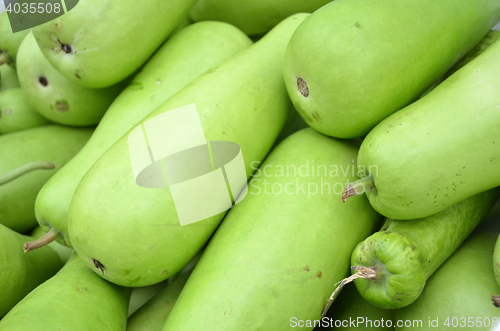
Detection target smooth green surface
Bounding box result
[351,189,500,309]
[326,285,395,330]
[0,125,92,233]
[0,223,62,318]
[30,225,73,264]
[0,11,28,62]
[356,36,500,220]
[395,216,500,330]
[283,0,500,138]
[0,253,130,331]
[35,21,252,247]
[419,29,500,98]
[68,14,308,287]
[0,63,20,90]
[127,272,191,331]
[443,29,500,81]
[190,0,331,35]
[162,128,382,331]
[32,0,197,88]
[128,280,170,317]
[0,88,50,134]
[272,105,309,149]
[16,32,123,126]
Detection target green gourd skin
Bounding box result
[353,36,500,220]
[0,125,92,233]
[127,250,201,320]
[420,29,500,98]
[0,11,29,64]
[0,223,63,318]
[0,64,20,91]
[16,32,123,126]
[442,29,500,82]
[272,106,309,149]
[0,253,130,331]
[283,0,500,138]
[32,0,197,88]
[68,14,308,287]
[30,225,73,264]
[189,0,331,36]
[326,285,395,330]
[161,128,381,331]
[395,216,500,331]
[34,22,252,248]
[0,88,51,134]
[351,189,500,310]
[127,272,191,331]
[128,280,170,317]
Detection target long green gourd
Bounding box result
[0,88,51,134]
[161,128,381,330]
[0,125,92,233]
[0,253,130,331]
[343,30,500,220]
[32,0,197,88]
[395,216,500,331]
[347,189,499,310]
[189,0,332,35]
[68,14,309,287]
[29,21,252,250]
[16,32,124,126]
[0,223,63,318]
[283,0,500,138]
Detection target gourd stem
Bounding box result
[0,161,55,186]
[321,266,378,317]
[24,228,59,253]
[342,176,375,203]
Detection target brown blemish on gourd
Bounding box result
[312,111,322,123]
[303,266,310,272]
[92,259,105,275]
[317,270,322,278]
[297,77,309,97]
[56,100,69,112]
[492,295,500,307]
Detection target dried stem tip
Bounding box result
[322,266,378,317]
[342,176,375,203]
[24,228,60,253]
